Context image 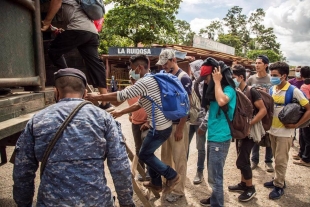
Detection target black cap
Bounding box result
[54,68,87,86]
[257,55,269,64]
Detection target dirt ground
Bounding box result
[1,102,310,207]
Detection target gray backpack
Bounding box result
[77,0,105,20]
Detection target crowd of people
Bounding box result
[11,1,310,207]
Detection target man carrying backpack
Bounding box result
[156,49,192,202]
[229,65,267,202]
[41,0,114,111]
[265,62,310,199]
[199,58,237,207]
[86,54,181,195]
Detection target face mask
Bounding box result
[270,77,282,85]
[233,78,240,88]
[246,72,250,77]
[129,70,140,80]
[295,72,301,78]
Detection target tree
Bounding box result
[103,0,182,46]
[173,19,195,46]
[218,34,243,56]
[223,6,247,37]
[199,20,223,40]
[199,6,284,60]
[246,50,280,63]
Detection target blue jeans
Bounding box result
[188,125,206,172]
[251,143,273,164]
[138,126,177,187]
[207,140,231,207]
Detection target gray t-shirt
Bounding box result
[59,0,98,34]
[247,74,272,92]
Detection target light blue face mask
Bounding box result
[270,77,282,85]
[233,78,240,88]
[129,70,140,80]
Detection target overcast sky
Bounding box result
[176,0,310,66]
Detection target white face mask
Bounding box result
[295,72,301,78]
[246,72,250,77]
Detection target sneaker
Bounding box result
[166,193,183,202]
[145,171,151,181]
[193,171,203,184]
[269,186,284,200]
[264,180,286,189]
[137,174,144,181]
[143,181,162,193]
[99,102,115,112]
[265,163,274,172]
[163,174,180,194]
[200,197,211,206]
[292,154,301,160]
[238,186,256,202]
[228,182,247,192]
[293,159,310,167]
[251,162,258,170]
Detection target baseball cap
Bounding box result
[54,68,87,86]
[257,55,269,64]
[156,49,175,65]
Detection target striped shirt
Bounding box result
[117,74,172,130]
[269,82,309,137]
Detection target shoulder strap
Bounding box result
[40,101,92,177]
[285,85,295,105]
[177,70,187,81]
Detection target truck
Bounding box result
[0,0,88,164]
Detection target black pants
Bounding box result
[236,137,255,180]
[48,30,107,88]
[299,127,310,163]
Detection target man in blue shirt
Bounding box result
[199,62,236,207]
[13,68,134,207]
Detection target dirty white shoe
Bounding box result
[265,163,274,172]
[193,171,203,184]
[166,193,183,202]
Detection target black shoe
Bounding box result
[99,102,115,112]
[228,182,247,192]
[264,180,286,189]
[200,197,210,206]
[238,186,256,202]
[269,186,284,200]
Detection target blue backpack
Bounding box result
[144,71,190,130]
[269,84,306,105]
[76,0,105,20]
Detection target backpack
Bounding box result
[221,88,253,139]
[177,71,201,123]
[76,0,105,20]
[144,71,190,129]
[246,86,274,131]
[271,84,310,128]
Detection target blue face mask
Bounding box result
[129,70,140,80]
[233,78,240,88]
[270,77,282,85]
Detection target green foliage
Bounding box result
[246,50,280,63]
[218,34,243,56]
[172,19,195,46]
[199,20,223,40]
[102,0,181,47]
[199,6,284,60]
